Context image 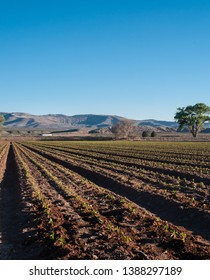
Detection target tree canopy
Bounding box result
[174,103,210,137]
[111,119,135,139]
[0,115,4,131]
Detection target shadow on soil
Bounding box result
[0,145,40,259]
[27,146,210,242]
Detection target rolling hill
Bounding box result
[1,112,125,129]
[0,112,179,131]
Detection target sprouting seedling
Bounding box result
[121,233,132,244]
[44,207,51,217]
[48,218,53,225]
[115,226,121,234]
[164,223,169,232]
[49,231,55,241]
[170,230,178,239]
[131,207,136,214]
[105,194,115,200]
[119,198,126,205]
[57,237,66,248]
[96,216,103,224]
[106,223,113,231]
[197,182,205,188]
[92,209,99,215]
[179,232,187,242]
[82,201,90,209]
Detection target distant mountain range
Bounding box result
[0,112,177,130]
[1,112,123,129]
[1,112,209,132]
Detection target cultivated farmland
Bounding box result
[0,140,210,259]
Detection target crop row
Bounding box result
[29,141,210,179]
[36,141,210,167]
[0,142,10,181]
[19,141,210,243]
[36,140,210,161]
[21,142,210,212]
[14,143,161,259]
[14,142,210,259]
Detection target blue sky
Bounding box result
[0,0,209,120]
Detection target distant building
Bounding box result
[42,133,52,137]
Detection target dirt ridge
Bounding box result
[24,145,210,241]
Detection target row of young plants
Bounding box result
[18,142,209,252]
[37,140,210,162]
[36,141,210,168]
[32,141,209,191]
[32,142,209,200]
[0,142,10,181]
[23,142,210,211]
[13,143,72,252]
[20,143,181,246]
[30,141,210,179]
[15,142,210,259]
[15,143,151,259]
[0,142,9,159]
[17,143,140,243]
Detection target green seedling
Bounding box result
[164,223,169,232]
[57,237,66,248]
[119,199,126,205]
[106,223,113,231]
[170,230,179,239]
[48,218,53,225]
[179,232,187,242]
[49,231,55,241]
[105,194,115,200]
[121,233,132,244]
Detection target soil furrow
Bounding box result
[0,145,39,259]
[39,144,210,169]
[27,143,210,184]
[15,144,149,259]
[16,143,210,259]
[23,144,210,241]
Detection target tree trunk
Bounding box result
[190,125,197,138]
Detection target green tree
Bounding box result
[174,103,210,137]
[0,115,4,132]
[142,131,150,138]
[151,131,157,137]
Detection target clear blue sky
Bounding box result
[0,0,209,120]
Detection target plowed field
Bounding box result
[0,141,210,260]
